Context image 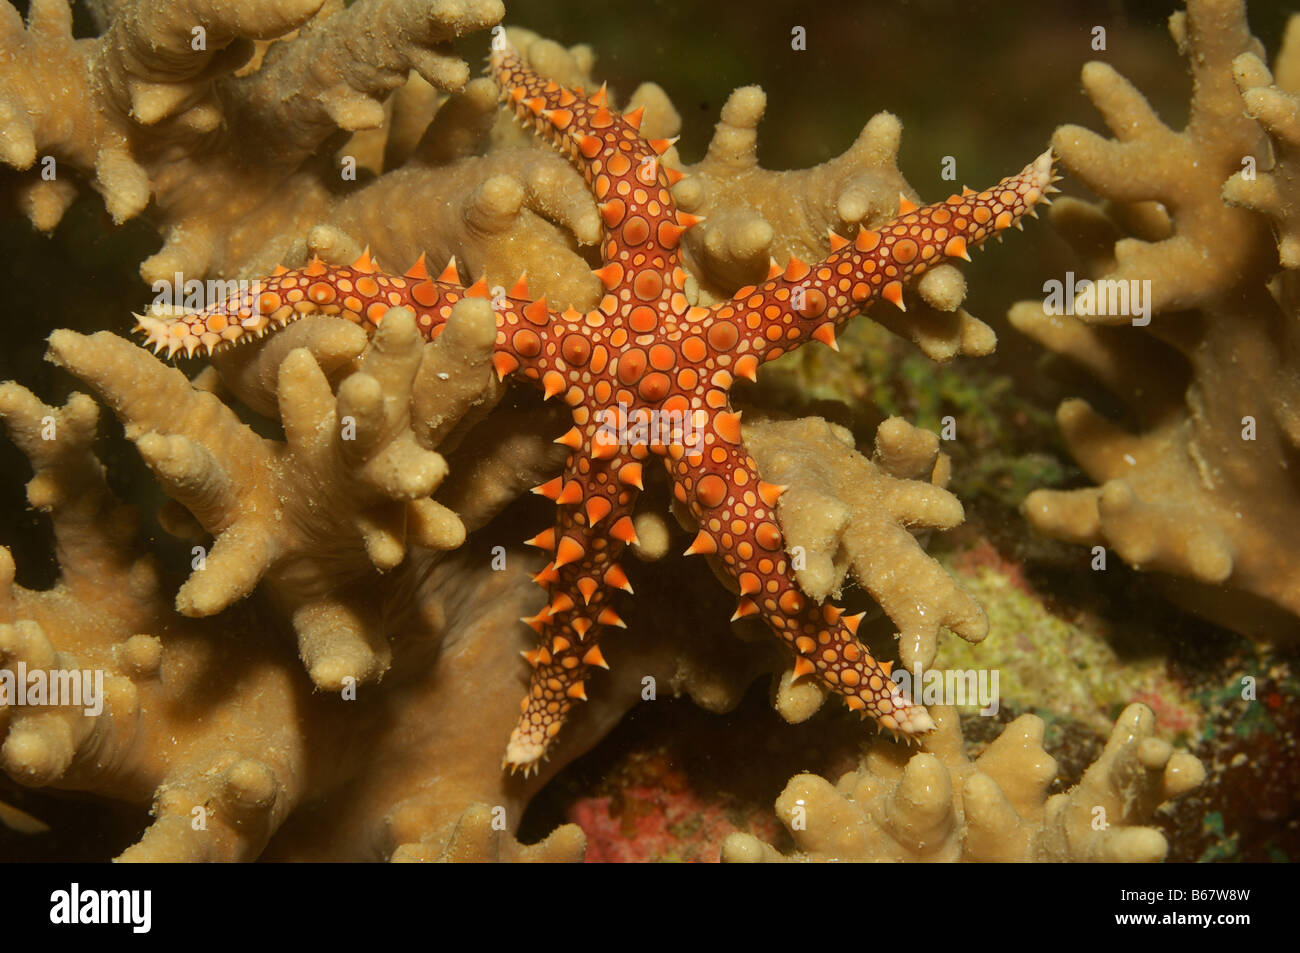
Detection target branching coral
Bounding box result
[49,305,491,688]
[735,415,986,725]
[86,0,1057,769]
[158,32,1054,768]
[0,324,597,861]
[722,704,1204,862]
[0,0,1204,861]
[1226,16,1300,270]
[674,81,994,363]
[0,380,311,858]
[1011,0,1300,638]
[0,340,891,860]
[1,0,508,278]
[745,416,986,671]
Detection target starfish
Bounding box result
[135,42,1056,774]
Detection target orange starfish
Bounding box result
[136,43,1056,774]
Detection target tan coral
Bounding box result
[630,416,989,728]
[2,0,1000,357]
[3,1,1204,860]
[46,307,488,688]
[0,369,792,861]
[742,416,986,685]
[722,704,1204,862]
[390,803,585,863]
[0,383,310,858]
[0,377,600,860]
[656,414,986,726]
[0,0,600,296]
[0,0,1007,379]
[1225,15,1300,269]
[674,85,995,361]
[1011,0,1300,638]
[1,333,997,859]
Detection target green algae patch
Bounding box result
[932,541,1203,741]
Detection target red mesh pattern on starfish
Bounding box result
[134,42,1055,774]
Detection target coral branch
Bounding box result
[1013,0,1300,637]
[723,704,1203,862]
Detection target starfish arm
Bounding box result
[505,444,642,773]
[133,251,561,383]
[666,421,935,735]
[713,150,1057,369]
[490,44,698,317]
